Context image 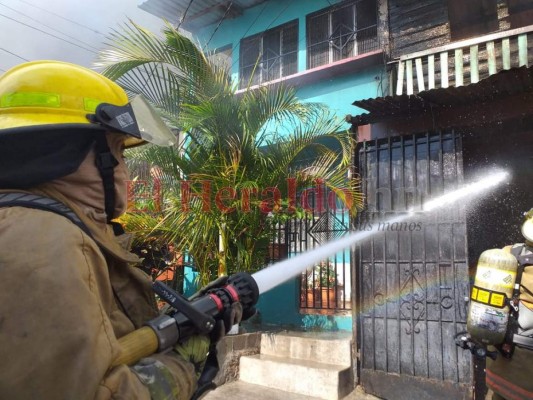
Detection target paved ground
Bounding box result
[203,381,381,400]
[341,386,381,400]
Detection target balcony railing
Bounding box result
[307,24,379,69]
[394,25,533,96]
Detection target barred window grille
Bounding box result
[307,0,378,69]
[239,20,298,88]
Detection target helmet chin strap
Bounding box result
[93,133,118,224]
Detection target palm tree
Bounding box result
[96,22,362,285]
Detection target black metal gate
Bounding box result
[355,131,472,399]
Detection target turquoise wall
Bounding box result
[250,250,353,333]
[184,0,386,332]
[183,266,198,297]
[250,279,353,332]
[196,0,341,78]
[193,0,384,125]
[295,68,382,122]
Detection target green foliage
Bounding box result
[318,261,338,288]
[98,22,363,286]
[305,261,338,289]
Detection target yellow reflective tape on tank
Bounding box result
[471,285,508,308]
[490,293,506,307]
[84,98,101,112]
[1,92,61,108]
[476,289,490,304]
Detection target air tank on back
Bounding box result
[467,248,519,345]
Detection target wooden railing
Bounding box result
[394,25,533,96]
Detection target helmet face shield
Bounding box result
[91,95,176,148]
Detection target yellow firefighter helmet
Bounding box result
[0,60,175,148]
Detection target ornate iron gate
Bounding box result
[355,131,473,399]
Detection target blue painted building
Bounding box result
[139,0,388,332]
[139,1,533,397]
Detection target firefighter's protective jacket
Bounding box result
[486,244,533,400]
[0,187,197,400]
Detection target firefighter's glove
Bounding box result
[242,305,257,321]
[188,276,228,301]
[209,301,244,343]
[132,357,181,399]
[174,335,211,379]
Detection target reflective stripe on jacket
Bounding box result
[486,367,533,400]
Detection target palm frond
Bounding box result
[99,21,363,283]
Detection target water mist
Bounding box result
[252,170,509,295]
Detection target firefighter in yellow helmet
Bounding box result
[486,209,533,400]
[0,61,227,399]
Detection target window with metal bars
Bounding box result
[239,20,298,88]
[307,0,378,69]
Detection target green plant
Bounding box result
[304,261,338,289]
[97,22,363,285]
[317,261,338,288]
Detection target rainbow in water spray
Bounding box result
[252,170,509,295]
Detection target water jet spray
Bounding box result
[253,169,509,294]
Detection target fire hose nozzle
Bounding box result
[112,272,260,367]
[144,314,180,352]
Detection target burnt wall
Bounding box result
[388,0,449,59]
[388,0,518,59]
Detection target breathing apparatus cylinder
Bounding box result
[467,249,519,345]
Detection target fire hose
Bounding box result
[112,272,259,367]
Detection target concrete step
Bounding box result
[260,331,352,366]
[239,354,353,400]
[202,381,381,400]
[203,381,323,399]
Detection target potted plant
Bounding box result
[300,265,319,307]
[317,261,338,309]
[300,261,339,309]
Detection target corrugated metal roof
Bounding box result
[139,0,267,31]
[351,66,533,125]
